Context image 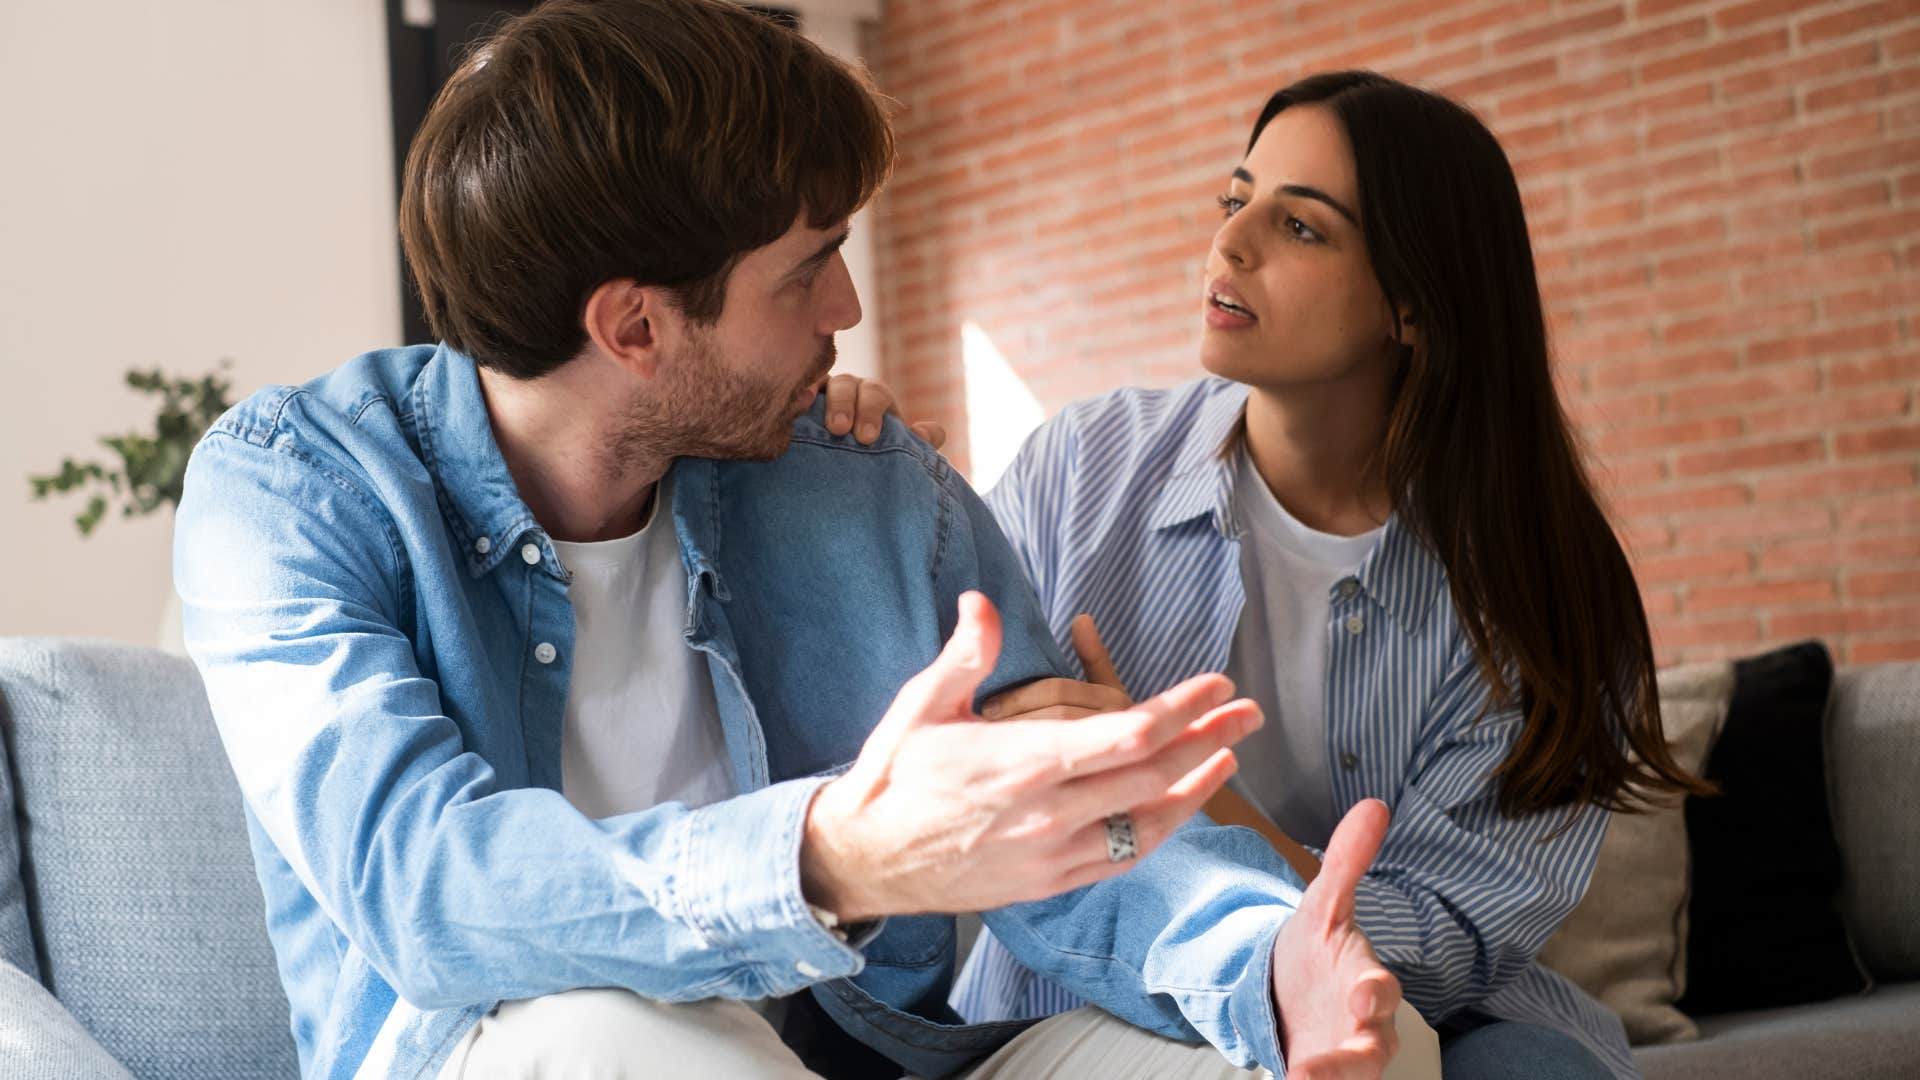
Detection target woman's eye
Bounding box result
[1215,194,1245,218]
[1287,217,1322,243]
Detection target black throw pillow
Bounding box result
[1679,640,1871,1015]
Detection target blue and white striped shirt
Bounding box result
[951,377,1638,1079]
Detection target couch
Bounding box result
[1,636,1915,1079]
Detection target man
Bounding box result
[173,2,1403,1077]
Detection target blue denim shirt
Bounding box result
[173,346,1310,1079]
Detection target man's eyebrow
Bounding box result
[789,227,851,278]
[1230,167,1359,227]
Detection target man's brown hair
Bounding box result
[399,0,894,378]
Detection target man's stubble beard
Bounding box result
[606,330,835,481]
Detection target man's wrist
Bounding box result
[800,778,880,923]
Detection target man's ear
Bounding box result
[582,279,672,379]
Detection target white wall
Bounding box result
[0,1,402,643]
[797,2,883,381]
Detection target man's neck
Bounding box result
[1240,375,1394,538]
[477,361,666,543]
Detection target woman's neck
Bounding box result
[1240,380,1394,537]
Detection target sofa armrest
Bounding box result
[0,961,132,1080]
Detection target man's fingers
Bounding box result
[1310,798,1390,928]
[1005,673,1242,779]
[1043,703,1255,825]
[1050,745,1241,886]
[1070,615,1126,692]
[981,677,1130,720]
[891,592,1005,728]
[824,373,861,435]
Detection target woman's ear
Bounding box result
[1387,305,1420,351]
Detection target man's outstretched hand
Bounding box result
[1271,799,1402,1080]
[801,592,1260,922]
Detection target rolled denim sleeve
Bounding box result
[929,454,1073,698]
[980,821,1304,1074]
[174,431,862,1011]
[1349,643,1609,1021]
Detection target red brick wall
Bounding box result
[865,0,1920,665]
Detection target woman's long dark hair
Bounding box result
[1252,71,1711,816]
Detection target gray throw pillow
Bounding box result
[1537,661,1735,1046]
[0,722,39,980]
[0,960,133,1080]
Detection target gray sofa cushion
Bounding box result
[0,638,297,1079]
[0,959,132,1080]
[1828,662,1920,981]
[1636,980,1920,1080]
[0,720,38,980]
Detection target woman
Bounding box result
[950,71,1708,1080]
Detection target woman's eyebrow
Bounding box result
[1231,166,1359,226]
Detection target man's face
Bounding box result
[625,215,862,464]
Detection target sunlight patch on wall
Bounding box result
[961,321,1045,493]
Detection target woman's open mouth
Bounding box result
[1205,282,1259,328]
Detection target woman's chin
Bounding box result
[1198,340,1262,383]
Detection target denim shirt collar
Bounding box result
[1148,377,1446,636]
[409,347,555,580]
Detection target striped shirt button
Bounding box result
[1337,578,1360,599]
[1345,614,1365,635]
[1340,751,1360,771]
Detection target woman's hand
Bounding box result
[821,373,946,449]
[1270,799,1401,1080]
[980,616,1133,720]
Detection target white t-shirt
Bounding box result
[550,474,734,820]
[1222,449,1383,848]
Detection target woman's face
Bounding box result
[1199,104,1406,392]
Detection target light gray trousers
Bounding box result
[435,988,1441,1079]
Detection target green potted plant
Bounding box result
[29,365,235,536]
[28,364,236,649]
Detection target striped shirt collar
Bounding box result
[1146,377,1448,636]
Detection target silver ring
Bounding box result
[1104,813,1138,863]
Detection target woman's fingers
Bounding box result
[823,373,862,435]
[1070,615,1127,692]
[981,677,1131,719]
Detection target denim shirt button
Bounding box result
[534,642,557,665]
[795,960,824,979]
[520,542,541,565]
[474,536,491,555]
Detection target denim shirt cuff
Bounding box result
[1228,917,1288,1076]
[677,776,871,996]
